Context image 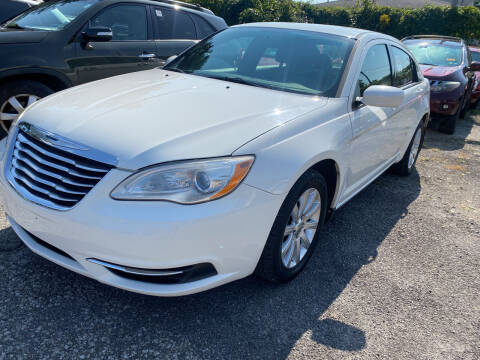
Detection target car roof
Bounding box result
[233,22,373,39]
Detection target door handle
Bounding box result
[138,53,156,60]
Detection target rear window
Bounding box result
[192,14,215,39]
[391,46,414,87]
[153,7,196,40]
[404,39,463,67]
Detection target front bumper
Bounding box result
[428,87,464,117]
[0,167,284,296]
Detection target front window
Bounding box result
[4,0,99,31]
[404,39,463,67]
[357,44,392,97]
[164,27,355,97]
[88,4,147,41]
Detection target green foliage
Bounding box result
[184,0,480,42]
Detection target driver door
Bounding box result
[345,43,400,195]
[73,3,161,84]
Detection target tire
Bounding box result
[390,119,425,177]
[255,170,328,283]
[460,95,468,119]
[0,80,54,138]
[439,103,461,135]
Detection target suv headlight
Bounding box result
[430,81,461,92]
[111,156,254,204]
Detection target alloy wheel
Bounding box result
[281,188,321,269]
[0,94,40,133]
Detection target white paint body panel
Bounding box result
[0,23,430,296]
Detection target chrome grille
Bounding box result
[7,125,115,210]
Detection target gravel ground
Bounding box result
[0,115,479,360]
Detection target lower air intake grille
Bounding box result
[7,125,114,210]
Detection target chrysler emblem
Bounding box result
[19,122,89,151]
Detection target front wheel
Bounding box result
[390,119,425,176]
[255,170,328,283]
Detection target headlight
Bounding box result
[430,81,461,92]
[111,156,254,204]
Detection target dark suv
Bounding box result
[0,0,226,135]
[403,35,480,134]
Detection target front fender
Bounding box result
[234,99,352,208]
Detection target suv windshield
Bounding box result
[164,27,355,97]
[404,39,463,67]
[4,0,98,31]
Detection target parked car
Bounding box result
[0,0,42,24]
[403,35,480,134]
[0,0,227,137]
[0,23,430,296]
[468,46,480,108]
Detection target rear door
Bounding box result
[389,45,424,147]
[74,3,161,84]
[150,6,199,67]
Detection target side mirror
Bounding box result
[165,55,178,65]
[469,61,480,72]
[81,27,113,42]
[359,85,405,108]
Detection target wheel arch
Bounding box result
[0,68,72,92]
[308,159,340,211]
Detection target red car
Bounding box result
[403,35,480,134]
[469,46,480,107]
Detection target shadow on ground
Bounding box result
[424,116,478,151]
[0,171,421,359]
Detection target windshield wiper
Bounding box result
[165,68,186,74]
[204,75,262,87]
[420,63,437,66]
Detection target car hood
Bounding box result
[20,69,327,169]
[420,64,460,79]
[0,28,49,44]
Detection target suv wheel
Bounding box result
[0,80,54,137]
[255,170,328,283]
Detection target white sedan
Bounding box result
[0,23,429,296]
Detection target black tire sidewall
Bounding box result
[407,121,425,174]
[266,170,328,282]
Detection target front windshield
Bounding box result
[164,27,355,97]
[4,0,99,31]
[404,39,463,67]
